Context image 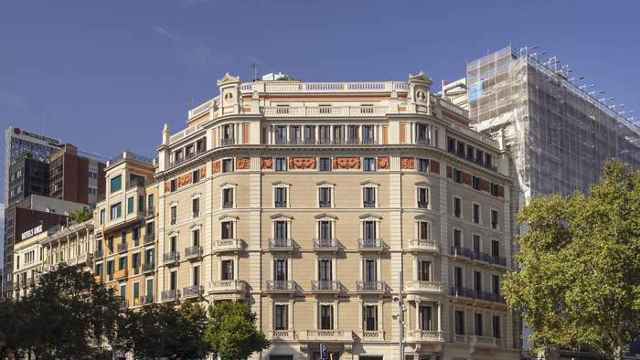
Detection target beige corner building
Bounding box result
[148,72,519,360]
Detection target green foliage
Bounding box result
[504,161,640,359]
[127,300,210,359]
[205,302,269,360]
[69,207,93,224]
[0,264,126,359]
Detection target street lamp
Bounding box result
[394,295,406,360]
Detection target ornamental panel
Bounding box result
[333,157,361,170]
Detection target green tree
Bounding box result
[68,207,92,224]
[504,161,640,360]
[8,264,125,359]
[0,298,29,358]
[205,302,269,360]
[127,301,210,359]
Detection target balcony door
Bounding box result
[318,259,332,282]
[419,305,434,330]
[274,259,288,282]
[363,259,377,283]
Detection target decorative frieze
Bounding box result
[289,157,316,170]
[177,173,192,187]
[401,157,415,170]
[237,158,251,170]
[213,160,221,173]
[261,158,273,170]
[333,157,360,170]
[377,156,390,170]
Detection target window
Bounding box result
[455,311,465,335]
[473,203,481,224]
[447,137,456,153]
[362,125,375,144]
[454,266,463,289]
[95,263,103,276]
[274,125,287,144]
[221,124,234,144]
[333,125,344,144]
[418,260,431,281]
[303,125,316,144]
[363,186,376,208]
[138,195,145,213]
[222,158,234,172]
[120,284,127,300]
[110,175,122,193]
[418,158,429,173]
[170,205,177,225]
[133,282,140,300]
[221,221,234,239]
[318,187,332,208]
[318,221,332,241]
[491,210,499,230]
[274,220,288,241]
[475,313,483,336]
[133,227,140,244]
[453,168,462,183]
[289,126,300,144]
[148,194,154,212]
[485,153,493,168]
[222,187,234,208]
[275,304,289,330]
[491,240,500,258]
[472,176,481,190]
[319,125,330,144]
[275,157,287,171]
[221,260,234,280]
[347,125,359,144]
[318,259,332,281]
[363,258,377,283]
[170,235,177,253]
[319,158,332,171]
[192,198,200,218]
[453,229,462,248]
[474,271,482,296]
[108,236,114,251]
[466,145,475,160]
[170,271,177,290]
[493,315,501,338]
[192,229,200,247]
[417,187,429,208]
[418,221,431,240]
[363,157,376,171]
[110,203,122,220]
[146,278,154,300]
[453,197,462,218]
[132,253,140,272]
[492,275,500,295]
[192,169,200,183]
[363,305,378,331]
[419,306,433,330]
[193,266,200,286]
[119,256,127,270]
[107,260,114,279]
[319,304,334,330]
[99,209,105,224]
[170,179,177,192]
[274,258,288,281]
[362,220,377,241]
[473,234,481,254]
[274,187,287,208]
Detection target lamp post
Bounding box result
[395,295,406,360]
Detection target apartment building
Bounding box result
[150,72,518,360]
[93,152,157,309]
[12,225,47,299]
[48,143,106,206]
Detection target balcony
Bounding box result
[115,268,128,280]
[264,280,298,294]
[406,281,444,295]
[144,233,155,244]
[117,242,128,253]
[182,285,204,299]
[161,289,179,302]
[358,239,384,252]
[355,281,386,294]
[358,330,385,341]
[271,330,296,341]
[298,329,353,343]
[449,287,506,304]
[407,329,445,343]
[450,246,507,267]
[208,280,248,298]
[313,238,339,252]
[470,335,498,349]
[310,280,342,294]
[213,239,244,253]
[143,262,155,273]
[268,238,295,252]
[407,239,439,253]
[184,246,203,260]
[163,251,180,266]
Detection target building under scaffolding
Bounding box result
[466,46,640,203]
[463,47,640,359]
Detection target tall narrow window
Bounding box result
[475,313,483,336]
[347,125,359,144]
[319,158,332,171]
[318,221,332,241]
[275,157,287,171]
[303,125,315,144]
[289,126,300,144]
[332,125,344,144]
[362,125,375,144]
[319,187,332,208]
[418,260,431,281]
[318,259,332,282]
[453,229,462,248]
[474,271,482,294]
[221,260,234,280]
[274,126,287,144]
[473,234,481,254]
[491,209,499,230]
[170,205,177,225]
[221,221,234,240]
[170,271,177,290]
[275,304,289,330]
[418,221,431,241]
[418,158,429,173]
[492,275,501,295]
[363,187,376,208]
[319,125,330,144]
[193,266,200,286]
[274,259,288,282]
[417,187,429,208]
[169,236,177,253]
[455,310,465,335]
[419,306,433,330]
[222,188,234,208]
[493,315,501,338]
[473,203,481,224]
[363,305,378,331]
[453,197,462,218]
[274,187,287,208]
[363,157,376,171]
[222,158,234,172]
[363,220,376,242]
[491,240,500,258]
[454,266,463,290]
[363,258,377,283]
[192,229,200,247]
[319,305,334,330]
[274,221,288,241]
[192,198,200,218]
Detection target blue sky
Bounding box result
[0,0,639,180]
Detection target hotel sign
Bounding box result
[21,224,44,241]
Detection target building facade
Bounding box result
[92,152,158,309]
[49,143,106,206]
[146,73,518,360]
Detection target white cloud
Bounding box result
[152,25,179,41]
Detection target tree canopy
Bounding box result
[503,161,640,359]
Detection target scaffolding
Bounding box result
[466,47,640,200]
